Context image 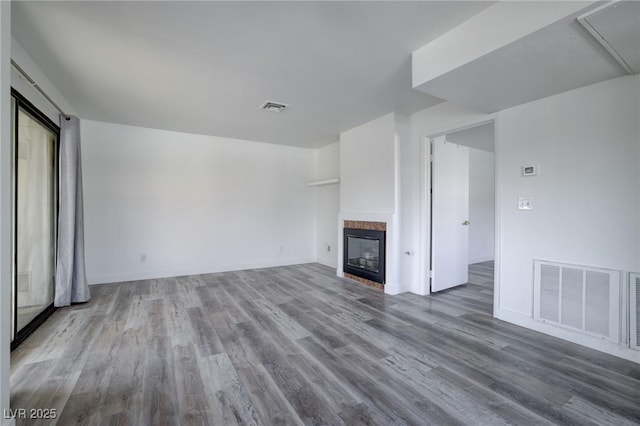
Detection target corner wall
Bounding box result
[495,74,640,362]
[314,142,340,268]
[404,75,640,361]
[81,120,317,284]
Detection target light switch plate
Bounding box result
[518,197,533,210]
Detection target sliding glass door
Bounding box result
[11,91,59,347]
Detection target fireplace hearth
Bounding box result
[343,224,386,286]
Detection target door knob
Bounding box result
[462,220,470,226]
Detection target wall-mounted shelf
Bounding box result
[306,178,340,187]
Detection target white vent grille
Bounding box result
[260,101,288,112]
[585,271,610,336]
[631,273,640,350]
[561,267,583,329]
[533,260,621,343]
[539,264,559,322]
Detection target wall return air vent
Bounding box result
[630,273,640,350]
[533,259,621,343]
[260,101,289,112]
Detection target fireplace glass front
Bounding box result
[343,228,385,284]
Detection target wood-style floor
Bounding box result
[10,262,640,425]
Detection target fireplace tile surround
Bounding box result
[343,220,386,231]
[343,220,386,290]
[344,272,385,290]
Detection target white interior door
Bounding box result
[431,136,469,292]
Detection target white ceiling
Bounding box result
[11,1,492,148]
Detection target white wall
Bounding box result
[469,148,495,264]
[496,74,640,361]
[396,113,415,290]
[314,142,340,268]
[340,113,396,214]
[0,2,12,423]
[81,120,317,284]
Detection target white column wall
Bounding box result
[338,113,403,294]
[1,2,13,423]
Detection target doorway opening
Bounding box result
[425,121,495,308]
[10,89,59,349]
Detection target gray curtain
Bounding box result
[54,115,90,306]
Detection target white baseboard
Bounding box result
[495,307,640,364]
[315,258,338,270]
[88,257,317,285]
[384,282,402,295]
[406,282,429,296]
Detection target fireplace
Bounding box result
[343,226,386,285]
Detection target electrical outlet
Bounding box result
[518,197,533,210]
[325,243,331,252]
[140,253,147,263]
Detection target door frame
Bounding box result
[419,117,500,316]
[10,88,60,350]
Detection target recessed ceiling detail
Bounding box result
[413,3,632,113]
[578,1,640,75]
[260,101,288,113]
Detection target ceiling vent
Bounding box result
[260,101,289,112]
[578,1,640,75]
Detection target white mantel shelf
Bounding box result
[306,178,340,187]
